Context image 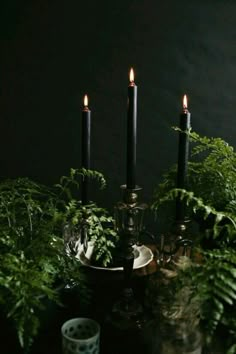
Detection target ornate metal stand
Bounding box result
[158,218,193,265]
[110,185,148,329]
[171,219,192,255]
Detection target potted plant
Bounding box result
[151,130,236,353]
[0,168,118,352]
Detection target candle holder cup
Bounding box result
[110,185,148,329]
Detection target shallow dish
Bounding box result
[76,241,154,271]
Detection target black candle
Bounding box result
[81,94,91,205]
[126,68,138,189]
[176,94,191,221]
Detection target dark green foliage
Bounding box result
[153,188,236,245]
[188,131,236,214]
[55,167,106,201]
[0,176,83,349]
[153,129,236,219]
[54,168,119,266]
[84,204,119,266]
[174,248,236,353]
[152,130,236,352]
[0,168,117,350]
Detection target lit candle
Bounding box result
[176,94,191,221]
[81,94,91,205]
[126,68,138,189]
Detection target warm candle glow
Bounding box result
[183,94,188,110]
[84,94,88,107]
[129,68,134,83]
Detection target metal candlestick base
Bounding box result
[158,218,193,264]
[110,185,148,330]
[171,218,193,257]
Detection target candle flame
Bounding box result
[83,94,88,107]
[129,68,135,83]
[183,94,188,109]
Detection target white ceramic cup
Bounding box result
[61,317,100,354]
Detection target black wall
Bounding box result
[1,0,236,232]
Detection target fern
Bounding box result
[152,130,236,351]
[0,251,58,349]
[0,169,113,350]
[86,205,119,266]
[153,188,236,242]
[61,201,119,267]
[153,129,236,215]
[188,131,236,212]
[157,248,236,352]
[185,249,236,345]
[55,168,106,201]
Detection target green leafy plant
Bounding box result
[172,248,236,354]
[0,169,117,351]
[55,168,119,266]
[152,130,236,353]
[188,131,236,214]
[153,130,236,228]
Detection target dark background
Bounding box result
[1,0,236,234]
